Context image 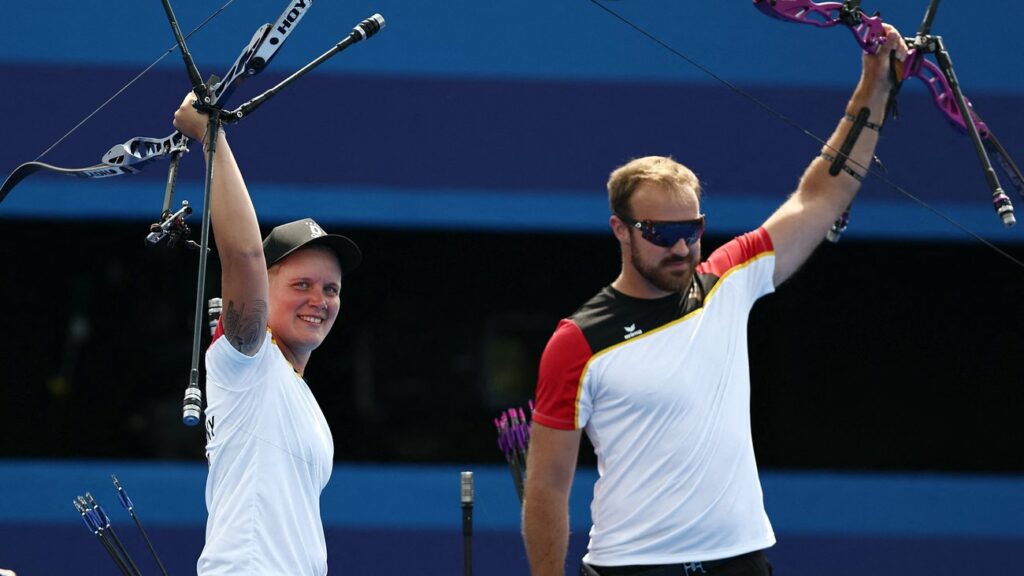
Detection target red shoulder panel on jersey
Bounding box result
[533,319,593,431]
[698,227,774,278]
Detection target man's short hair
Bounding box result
[607,156,702,218]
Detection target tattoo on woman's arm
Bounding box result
[222,299,268,354]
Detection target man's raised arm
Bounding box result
[764,25,909,286]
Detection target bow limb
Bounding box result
[122,0,314,156]
[0,162,138,204]
[903,53,988,137]
[0,131,190,204]
[901,47,1022,203]
[753,0,889,53]
[90,19,283,174]
[752,0,850,26]
[102,132,190,171]
[100,0,309,165]
[754,0,999,143]
[88,19,279,175]
[0,0,311,204]
[755,0,1022,199]
[902,36,1024,202]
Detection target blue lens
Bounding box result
[641,218,705,247]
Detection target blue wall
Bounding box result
[0,460,1021,574]
[1,1,1022,241]
[1,4,1023,572]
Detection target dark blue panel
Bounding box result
[2,63,1023,240]
[0,462,1022,573]
[4,64,1022,198]
[769,534,1022,576]
[3,0,1023,239]
[1,524,1019,576]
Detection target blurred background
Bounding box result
[1,1,1021,574]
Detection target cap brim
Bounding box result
[265,234,362,275]
[304,234,362,275]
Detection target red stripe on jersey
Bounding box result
[698,227,774,278]
[533,319,593,431]
[210,316,224,346]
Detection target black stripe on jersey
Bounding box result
[569,272,721,354]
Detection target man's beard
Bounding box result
[630,241,698,294]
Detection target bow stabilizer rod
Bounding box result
[222,14,386,123]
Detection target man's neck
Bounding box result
[610,272,674,300]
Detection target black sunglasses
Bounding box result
[616,213,706,248]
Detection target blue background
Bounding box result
[1,461,1022,575]
[1,1,1023,574]
[1,0,1022,241]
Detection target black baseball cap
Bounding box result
[262,218,362,275]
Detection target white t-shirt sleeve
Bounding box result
[206,331,272,392]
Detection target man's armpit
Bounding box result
[222,299,268,355]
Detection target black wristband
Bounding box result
[821,152,865,181]
[844,112,883,131]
